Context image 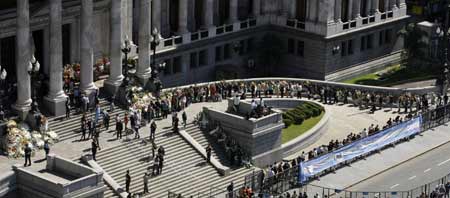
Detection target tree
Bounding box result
[255,34,284,76]
[397,23,429,69]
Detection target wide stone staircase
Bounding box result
[47,99,126,142]
[95,123,255,197]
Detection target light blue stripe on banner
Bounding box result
[300,116,422,182]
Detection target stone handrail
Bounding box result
[0,171,16,197]
[82,154,128,198]
[162,77,440,96]
[13,165,63,197]
[178,129,230,176]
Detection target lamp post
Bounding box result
[28,54,40,113]
[149,0,165,96]
[0,66,7,106]
[121,35,135,87]
[436,0,450,95]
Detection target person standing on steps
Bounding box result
[91,138,99,161]
[24,143,32,167]
[125,170,131,193]
[143,172,149,194]
[103,110,110,130]
[116,115,123,139]
[182,111,187,128]
[65,98,71,119]
[80,117,87,141]
[150,121,157,140]
[151,140,157,160]
[87,118,93,139]
[206,144,212,163]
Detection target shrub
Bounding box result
[283,119,293,128]
[283,102,324,126]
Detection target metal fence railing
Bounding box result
[169,103,450,198]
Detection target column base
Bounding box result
[43,95,67,117]
[103,79,123,97]
[135,73,151,86]
[12,101,32,121]
[80,83,98,95]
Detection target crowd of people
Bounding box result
[18,77,450,197]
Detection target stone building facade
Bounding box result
[0,0,408,116]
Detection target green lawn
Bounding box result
[342,65,437,87]
[281,112,324,144]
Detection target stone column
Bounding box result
[372,0,379,13]
[204,0,214,27]
[384,0,389,11]
[253,0,261,16]
[366,0,372,15]
[136,0,151,82]
[335,0,342,22]
[44,0,67,116]
[179,0,189,33]
[13,0,32,118]
[70,19,80,63]
[230,0,238,22]
[347,0,353,21]
[390,0,397,9]
[353,0,361,18]
[289,0,297,19]
[153,0,162,31]
[80,0,97,94]
[104,0,124,95]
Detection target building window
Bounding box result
[367,34,373,49]
[297,40,305,57]
[348,40,354,55]
[247,38,254,52]
[341,0,350,22]
[224,44,231,60]
[288,38,295,54]
[385,29,392,43]
[239,40,245,55]
[199,50,208,66]
[361,0,368,17]
[361,36,366,51]
[164,59,172,75]
[190,52,198,68]
[296,0,307,22]
[215,46,222,62]
[341,41,347,57]
[173,56,182,74]
[379,31,384,46]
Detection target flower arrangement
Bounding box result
[5,120,59,158]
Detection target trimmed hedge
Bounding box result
[282,102,324,128]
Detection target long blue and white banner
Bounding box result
[299,116,422,183]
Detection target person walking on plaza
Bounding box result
[143,172,149,194]
[158,153,164,174]
[24,143,32,167]
[173,115,179,133]
[91,139,99,161]
[206,144,212,163]
[150,121,157,140]
[182,111,187,128]
[125,170,131,193]
[43,140,50,158]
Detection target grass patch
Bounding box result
[282,111,324,144]
[342,64,438,87]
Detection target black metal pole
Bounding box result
[150,0,155,79]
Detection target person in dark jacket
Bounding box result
[125,170,131,193]
[24,144,32,167]
[116,118,123,139]
[91,139,99,161]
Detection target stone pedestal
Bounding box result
[43,96,67,117]
[114,86,131,108]
[103,81,122,97]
